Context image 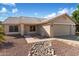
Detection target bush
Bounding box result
[0,34,5,44]
[0,25,5,44]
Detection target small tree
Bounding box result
[0,25,5,44]
[72,5,79,32]
[72,5,79,23]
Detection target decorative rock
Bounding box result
[28,41,54,56]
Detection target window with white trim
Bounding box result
[9,25,19,32]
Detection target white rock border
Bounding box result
[28,41,55,56]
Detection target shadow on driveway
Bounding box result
[0,42,14,49]
[54,35,79,41]
[6,35,24,39]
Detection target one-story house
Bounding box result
[3,13,76,37]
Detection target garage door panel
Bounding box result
[53,24,70,36]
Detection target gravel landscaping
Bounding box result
[0,35,79,56]
[29,41,54,56]
[52,40,79,56]
[0,35,31,56]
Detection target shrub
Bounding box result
[0,34,5,44]
[0,25,5,44]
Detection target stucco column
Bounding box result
[20,24,24,36]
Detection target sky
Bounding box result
[0,3,78,21]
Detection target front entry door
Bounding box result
[30,26,36,32]
[29,25,36,34]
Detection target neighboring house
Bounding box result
[3,13,76,37]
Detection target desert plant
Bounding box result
[0,34,5,44]
[0,25,5,44]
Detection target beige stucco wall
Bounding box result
[24,25,29,34]
[39,24,51,37]
[70,25,75,35]
[36,25,41,35]
[53,15,75,25]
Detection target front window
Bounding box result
[9,25,19,32]
[30,26,36,32]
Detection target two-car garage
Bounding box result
[50,14,76,37]
[52,24,75,36]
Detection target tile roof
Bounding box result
[3,13,75,25]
